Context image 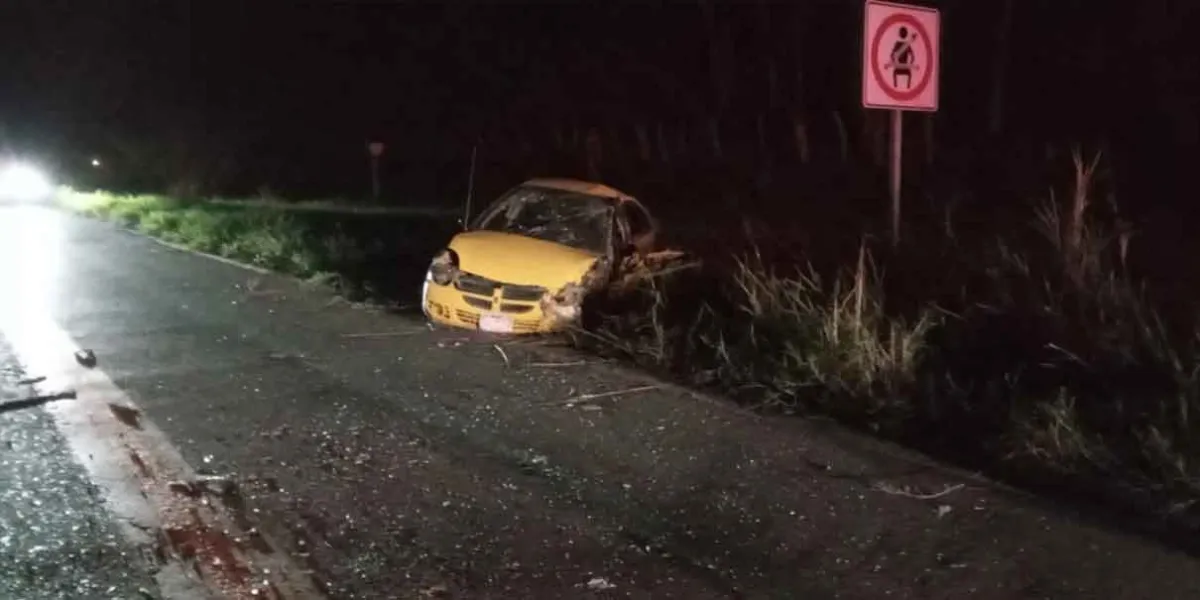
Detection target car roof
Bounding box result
[522,178,633,201]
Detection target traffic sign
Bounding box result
[862,1,940,112]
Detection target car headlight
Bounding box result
[428,249,459,285]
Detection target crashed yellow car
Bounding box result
[421,178,661,334]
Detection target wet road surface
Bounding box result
[2,204,1200,599]
[1,345,159,599]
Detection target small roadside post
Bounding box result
[862,0,941,246]
[367,141,385,200]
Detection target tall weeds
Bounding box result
[581,151,1200,525]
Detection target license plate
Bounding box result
[478,312,514,333]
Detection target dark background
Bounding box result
[0,1,1196,222]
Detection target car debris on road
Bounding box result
[74,348,98,368]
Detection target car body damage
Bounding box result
[421,178,694,334]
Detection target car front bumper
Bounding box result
[422,277,575,334]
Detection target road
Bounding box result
[1,204,1199,599]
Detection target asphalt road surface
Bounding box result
[2,204,1200,599]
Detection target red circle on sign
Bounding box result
[870,13,934,102]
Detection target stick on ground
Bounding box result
[873,482,965,500]
[341,330,424,339]
[556,385,662,407]
[527,360,591,368]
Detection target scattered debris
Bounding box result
[75,349,98,368]
[936,504,954,518]
[168,475,238,498]
[265,352,306,362]
[493,344,510,368]
[505,336,568,348]
[0,390,77,414]
[244,277,285,298]
[261,425,291,439]
[873,482,965,500]
[129,449,152,477]
[420,584,450,598]
[167,481,202,498]
[340,330,424,339]
[610,249,700,293]
[528,360,592,368]
[16,375,46,386]
[586,576,617,591]
[557,385,662,407]
[196,474,238,496]
[109,403,142,429]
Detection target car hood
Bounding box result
[448,230,601,289]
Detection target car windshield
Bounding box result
[475,185,613,254]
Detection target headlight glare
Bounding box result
[0,162,53,202]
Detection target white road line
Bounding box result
[135,228,272,275]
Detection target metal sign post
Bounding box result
[890,110,902,245]
[862,0,941,246]
[367,141,385,200]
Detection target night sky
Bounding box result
[0,1,1196,203]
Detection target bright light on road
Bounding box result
[0,162,54,202]
[91,158,102,167]
[0,205,64,318]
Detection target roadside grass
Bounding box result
[57,189,387,298]
[574,151,1200,529]
[209,197,460,217]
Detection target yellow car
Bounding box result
[421,178,659,334]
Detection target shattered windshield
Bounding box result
[475,186,613,254]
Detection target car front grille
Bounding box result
[463,296,493,310]
[499,303,534,314]
[502,284,547,302]
[455,273,499,296]
[455,272,548,302]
